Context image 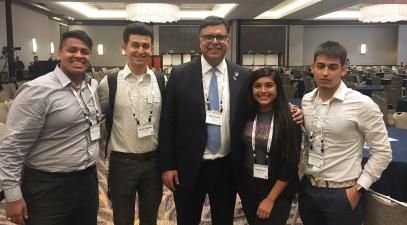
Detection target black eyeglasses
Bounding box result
[200,34,229,43]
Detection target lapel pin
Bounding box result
[233,72,239,80]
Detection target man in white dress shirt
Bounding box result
[98,22,165,225]
[299,41,392,225]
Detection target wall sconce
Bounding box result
[360,43,366,55]
[32,38,37,53]
[97,44,104,55]
[50,42,55,54]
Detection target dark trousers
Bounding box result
[22,165,98,225]
[108,153,162,225]
[239,172,293,225]
[173,155,236,225]
[298,177,365,225]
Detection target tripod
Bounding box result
[0,54,10,82]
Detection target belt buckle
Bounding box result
[314,177,325,188]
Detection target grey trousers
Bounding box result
[108,154,163,225]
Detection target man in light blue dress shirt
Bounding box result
[0,30,100,225]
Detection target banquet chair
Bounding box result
[0,122,6,139]
[371,92,389,126]
[393,112,407,129]
[0,102,8,124]
[364,190,407,225]
[283,84,297,99]
[371,76,382,86]
[0,91,8,102]
[303,76,315,94]
[385,85,402,110]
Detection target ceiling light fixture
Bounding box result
[58,2,126,19]
[314,10,360,20]
[126,3,179,23]
[255,0,322,19]
[360,4,407,23]
[179,4,237,19]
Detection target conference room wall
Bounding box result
[69,25,128,67]
[0,3,60,69]
[288,25,304,66]
[398,25,407,64]
[303,25,398,65]
[71,24,233,67]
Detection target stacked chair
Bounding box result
[364,190,407,225]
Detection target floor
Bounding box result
[0,159,303,225]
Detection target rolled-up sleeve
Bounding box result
[0,84,47,202]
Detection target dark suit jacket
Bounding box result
[158,58,251,189]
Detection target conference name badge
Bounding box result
[308,151,324,168]
[206,111,222,126]
[137,123,154,138]
[90,124,101,141]
[253,164,268,179]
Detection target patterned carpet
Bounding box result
[0,160,303,225]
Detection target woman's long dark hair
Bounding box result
[248,68,299,162]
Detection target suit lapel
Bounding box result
[191,59,206,121]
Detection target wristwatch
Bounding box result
[355,183,366,194]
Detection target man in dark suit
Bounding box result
[159,16,251,225]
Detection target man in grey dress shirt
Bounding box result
[0,30,100,225]
[98,22,164,225]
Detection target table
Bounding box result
[355,85,384,96]
[363,127,407,202]
[365,78,392,85]
[397,96,407,112]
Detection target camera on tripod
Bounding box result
[1,46,21,55]
[1,46,21,60]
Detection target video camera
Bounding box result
[1,46,21,55]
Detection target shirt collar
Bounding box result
[54,65,91,88]
[122,64,153,80]
[309,80,348,102]
[201,55,227,75]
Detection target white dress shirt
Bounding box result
[201,56,231,160]
[98,65,161,154]
[301,81,392,189]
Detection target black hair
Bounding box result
[248,68,300,162]
[123,22,154,44]
[199,16,230,34]
[59,30,93,50]
[313,41,347,66]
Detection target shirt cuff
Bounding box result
[4,186,23,202]
[357,173,373,190]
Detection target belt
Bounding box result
[306,175,356,188]
[24,165,96,177]
[111,151,156,160]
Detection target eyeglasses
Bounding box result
[200,34,229,43]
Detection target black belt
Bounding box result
[24,165,96,177]
[111,150,156,160]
